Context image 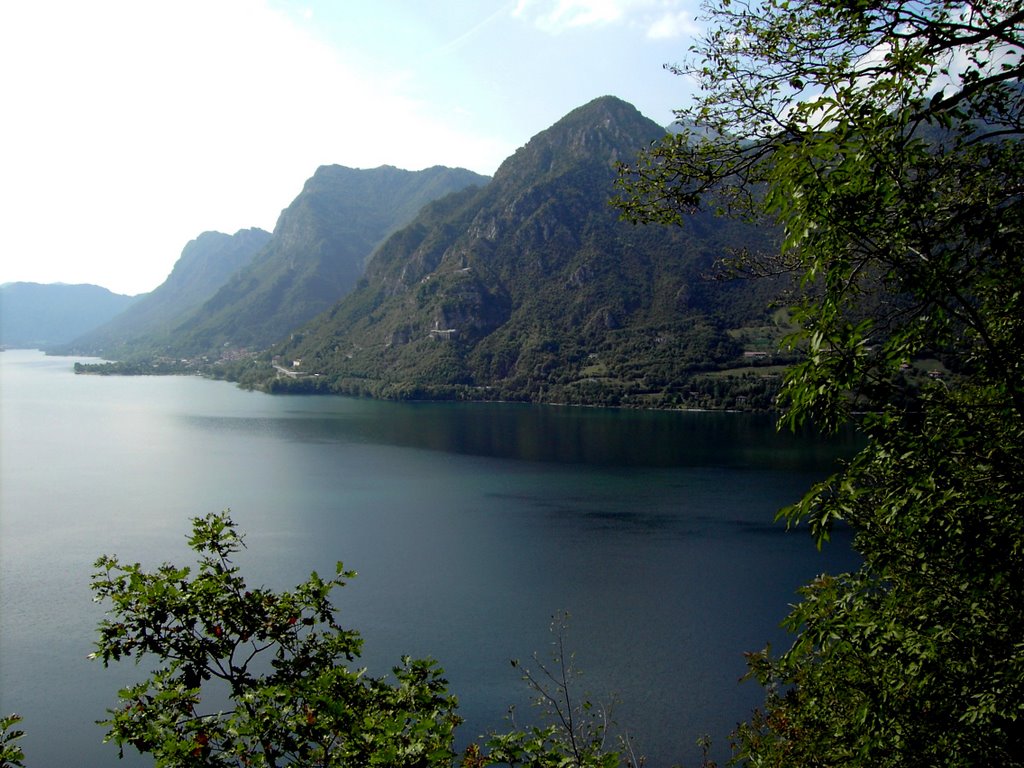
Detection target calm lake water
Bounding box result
[0,349,861,766]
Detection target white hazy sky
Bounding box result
[1,0,701,295]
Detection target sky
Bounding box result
[1,0,703,296]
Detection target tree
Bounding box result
[92,516,644,768]
[0,715,26,768]
[616,0,1024,763]
[90,512,460,767]
[483,614,630,768]
[733,388,1024,766]
[618,0,1023,427]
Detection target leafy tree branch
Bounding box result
[616,0,1024,763]
[90,511,460,768]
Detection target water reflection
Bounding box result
[183,399,862,470]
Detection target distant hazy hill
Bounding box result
[63,228,271,357]
[260,96,786,407]
[164,164,490,356]
[0,282,137,349]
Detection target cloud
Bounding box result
[430,3,512,56]
[513,0,626,32]
[647,10,700,39]
[513,0,698,35]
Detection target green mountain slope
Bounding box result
[169,165,490,356]
[0,282,137,348]
[261,97,787,407]
[61,228,271,357]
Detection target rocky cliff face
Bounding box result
[355,98,673,338]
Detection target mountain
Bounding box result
[0,282,137,349]
[62,228,271,357]
[164,164,490,357]
[257,97,787,408]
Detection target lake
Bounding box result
[0,349,861,766]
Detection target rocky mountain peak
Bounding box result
[492,95,665,185]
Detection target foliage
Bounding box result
[480,615,720,768]
[616,0,1024,763]
[617,0,1024,429]
[90,511,460,767]
[0,714,25,768]
[484,614,627,768]
[89,519,711,768]
[737,386,1024,766]
[74,360,200,376]
[87,517,682,768]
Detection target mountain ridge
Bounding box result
[63,165,490,361]
[0,282,138,349]
[60,228,271,357]
[164,164,491,356]
[249,96,788,408]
